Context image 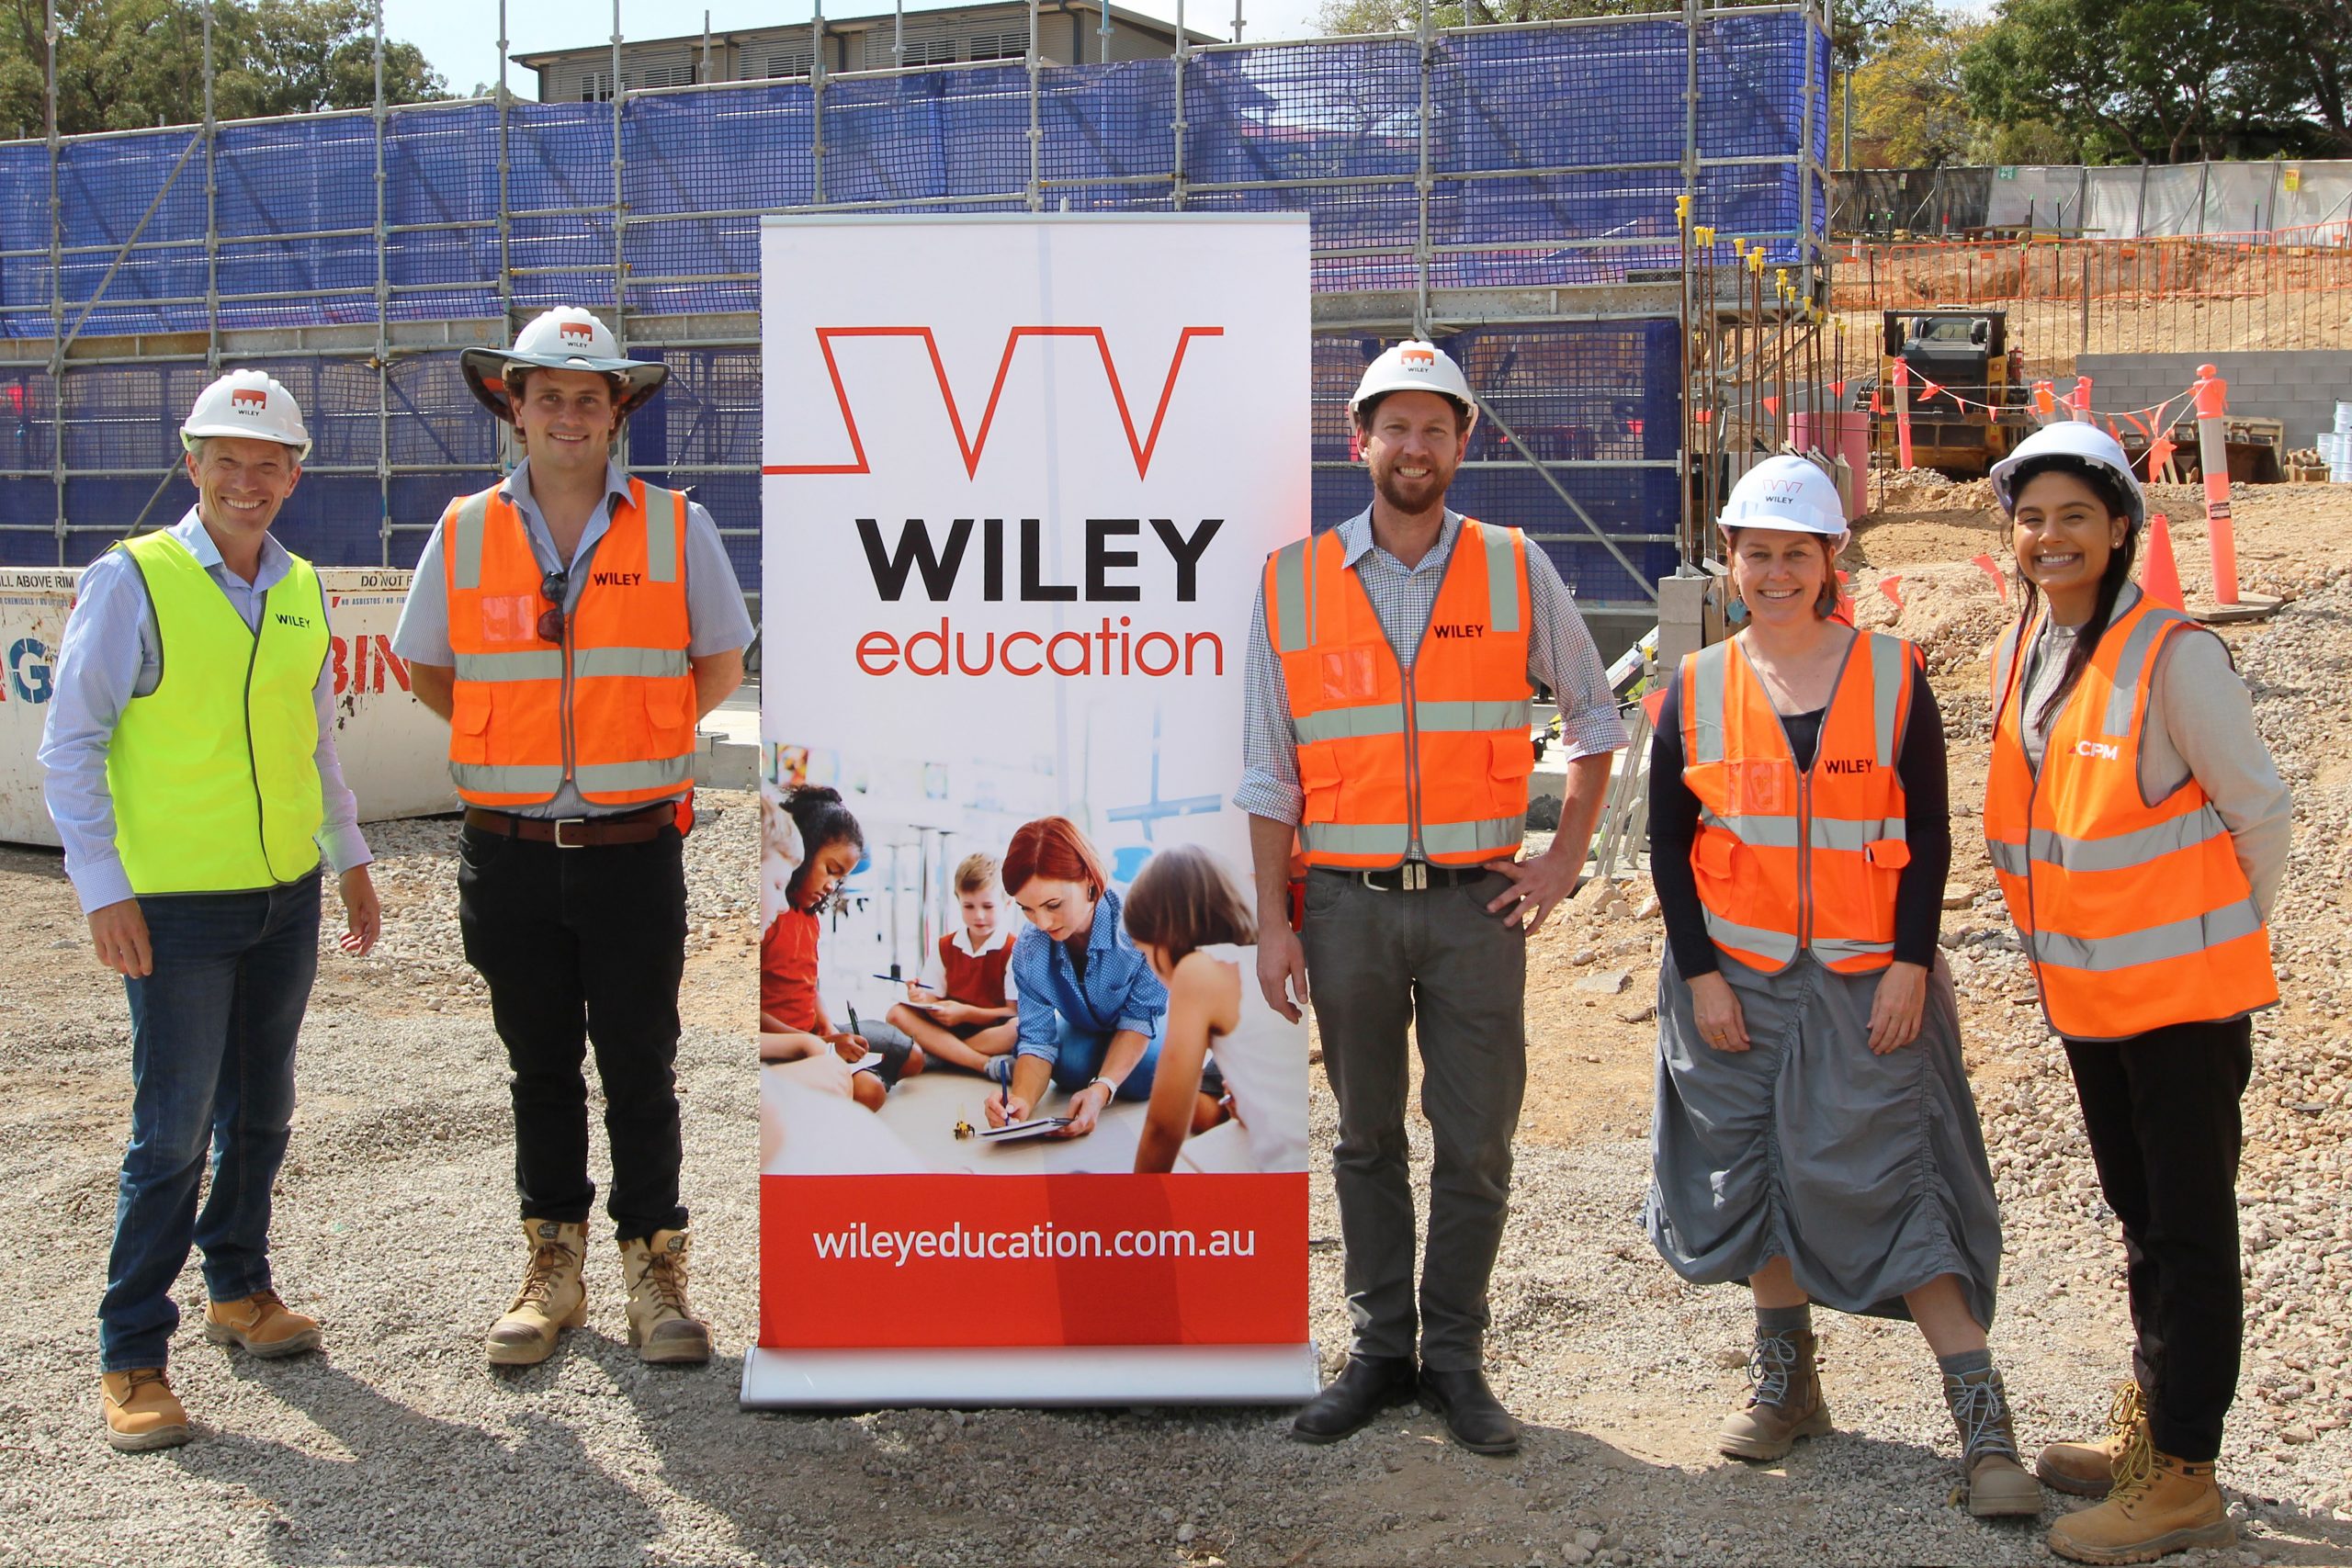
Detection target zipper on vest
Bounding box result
[560,580,577,789]
[1401,662,1421,863]
[241,618,271,879]
[2015,624,2057,1031]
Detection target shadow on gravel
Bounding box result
[171,1356,667,1566]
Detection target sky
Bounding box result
[386,0,1332,98]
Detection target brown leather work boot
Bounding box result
[2038,1382,2146,1498]
[1943,1364,2043,1517]
[2046,1440,2234,1565]
[485,1219,589,1367]
[202,1289,322,1359]
[619,1229,711,1365]
[100,1368,189,1453]
[1719,1328,1830,1461]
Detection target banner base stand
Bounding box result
[741,1342,1322,1410]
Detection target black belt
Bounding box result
[1316,863,1496,892]
[463,800,679,848]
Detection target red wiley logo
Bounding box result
[1429,622,1487,638]
[231,389,267,412]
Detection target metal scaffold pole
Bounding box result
[1025,0,1043,211]
[373,0,391,565]
[810,5,827,205]
[1679,0,1699,566]
[203,3,219,379]
[1170,0,1188,210]
[497,0,513,337]
[611,0,629,468]
[1413,0,1432,339]
[45,0,62,563]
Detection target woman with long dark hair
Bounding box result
[1984,423,2290,1565]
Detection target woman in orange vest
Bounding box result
[1983,423,2290,1565]
[1645,457,2031,1517]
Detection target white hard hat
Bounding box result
[459,307,669,424]
[1988,421,2146,530]
[1350,339,1477,420]
[1717,454,1847,537]
[180,369,310,461]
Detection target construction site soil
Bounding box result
[5,482,2352,1565]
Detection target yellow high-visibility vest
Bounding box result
[106,530,328,895]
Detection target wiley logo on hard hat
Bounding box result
[231,388,267,414]
[559,321,595,348]
[1401,345,1436,369]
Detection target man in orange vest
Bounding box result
[1238,340,1625,1453]
[392,308,751,1368]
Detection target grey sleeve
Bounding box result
[390,520,455,666]
[2146,629,2291,920]
[683,498,755,658]
[1230,578,1304,825]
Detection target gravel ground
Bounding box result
[6,497,2352,1565]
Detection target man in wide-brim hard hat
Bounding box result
[394,306,752,1369]
[40,368,382,1453]
[1236,339,1627,1454]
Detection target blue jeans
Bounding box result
[988,1011,1167,1099]
[100,872,321,1372]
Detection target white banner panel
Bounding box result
[746,214,1317,1407]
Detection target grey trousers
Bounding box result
[1299,866,1527,1371]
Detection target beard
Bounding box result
[1372,463,1451,517]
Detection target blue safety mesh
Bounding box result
[0,9,1824,592]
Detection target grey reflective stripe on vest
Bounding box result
[1812,935,1896,964]
[451,761,565,795]
[1986,835,2029,875]
[1294,702,1403,745]
[2029,897,2264,974]
[1479,522,1521,636]
[1416,697,1532,735]
[449,491,493,591]
[639,484,681,584]
[1869,634,1907,767]
[2100,605,2188,737]
[575,755,695,796]
[1702,908,1799,964]
[1991,619,2024,712]
[1421,816,1522,858]
[1994,807,2228,877]
[572,645,692,681]
[453,649,564,683]
[1700,810,1905,852]
[1688,642,1730,765]
[1271,539,1311,655]
[1300,820,1410,858]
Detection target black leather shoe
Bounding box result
[1418,1367,1521,1455]
[1291,1356,1418,1443]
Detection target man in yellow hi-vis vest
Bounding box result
[39,370,381,1454]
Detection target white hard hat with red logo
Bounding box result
[1716,454,1848,538]
[459,306,669,424]
[1988,420,2147,530]
[180,369,311,461]
[1350,339,1478,421]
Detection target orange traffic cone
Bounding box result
[2142,512,2186,610]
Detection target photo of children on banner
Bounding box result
[755,805,1302,1176]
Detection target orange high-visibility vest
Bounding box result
[442,478,697,807]
[1678,630,1917,975]
[1265,519,1534,869]
[1984,594,2276,1040]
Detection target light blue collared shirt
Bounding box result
[391,457,754,819]
[37,507,372,914]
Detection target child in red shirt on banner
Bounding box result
[757,784,922,1111]
[881,852,1020,1075]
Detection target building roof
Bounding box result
[512,0,1218,66]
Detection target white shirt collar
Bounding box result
[947,921,1014,957]
[168,506,293,591]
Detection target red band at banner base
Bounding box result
[761,1173,1309,1348]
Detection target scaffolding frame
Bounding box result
[0,0,1829,630]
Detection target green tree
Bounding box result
[1849,11,1983,165]
[0,0,446,137]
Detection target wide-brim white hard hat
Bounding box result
[1350,338,1477,419]
[181,369,311,461]
[1988,421,2147,530]
[1716,454,1848,538]
[459,307,669,424]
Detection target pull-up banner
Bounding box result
[743,214,1317,1408]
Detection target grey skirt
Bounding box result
[1644,947,2002,1327]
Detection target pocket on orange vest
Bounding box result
[450,683,492,764]
[1863,838,1910,870]
[1299,749,1343,824]
[1488,732,1534,811]
[1693,829,1741,882]
[1319,647,1381,701]
[645,682,695,755]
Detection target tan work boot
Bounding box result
[2046,1440,2234,1565]
[203,1289,322,1359]
[2039,1382,2146,1498]
[1719,1328,1831,1461]
[485,1219,588,1367]
[100,1368,189,1453]
[1943,1364,2043,1517]
[619,1228,711,1365]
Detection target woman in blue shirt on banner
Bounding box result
[983,818,1220,1143]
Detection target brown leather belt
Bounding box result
[463,801,680,848]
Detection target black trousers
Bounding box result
[458,824,690,1241]
[2063,1016,2254,1463]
